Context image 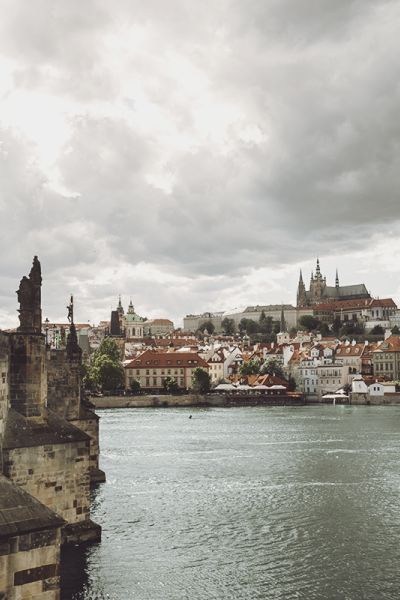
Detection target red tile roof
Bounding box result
[125,349,209,369]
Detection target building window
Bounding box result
[153,378,157,385]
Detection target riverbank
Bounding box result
[90,393,400,408]
[90,393,305,408]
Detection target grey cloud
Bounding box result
[2,0,400,326]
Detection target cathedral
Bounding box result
[296,259,370,307]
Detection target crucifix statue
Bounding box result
[67,295,74,324]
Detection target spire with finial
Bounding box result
[335,269,339,288]
[117,295,124,316]
[297,269,307,307]
[128,299,135,314]
[315,258,321,279]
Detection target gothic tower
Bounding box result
[296,270,307,307]
[309,258,327,303]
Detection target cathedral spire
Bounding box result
[335,269,339,288]
[315,258,322,280]
[297,269,307,307]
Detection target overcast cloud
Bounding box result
[1,0,400,327]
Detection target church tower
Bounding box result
[309,258,327,303]
[117,295,124,317]
[296,270,307,307]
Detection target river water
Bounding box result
[61,406,400,600]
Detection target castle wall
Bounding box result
[9,333,47,418]
[0,528,61,600]
[3,439,91,525]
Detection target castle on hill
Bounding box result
[296,259,371,308]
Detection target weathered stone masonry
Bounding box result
[0,257,105,599]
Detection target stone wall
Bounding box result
[0,529,62,599]
[3,439,91,525]
[9,333,47,418]
[0,333,9,462]
[350,392,400,405]
[47,349,80,420]
[69,413,101,478]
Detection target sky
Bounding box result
[1,0,400,328]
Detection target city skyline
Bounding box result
[1,1,400,327]
[0,254,398,329]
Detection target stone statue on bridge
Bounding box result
[16,256,42,333]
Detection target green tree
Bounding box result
[261,359,284,379]
[319,322,330,337]
[130,379,141,395]
[192,367,211,394]
[92,354,124,391]
[273,321,281,335]
[82,363,96,391]
[87,337,124,391]
[221,317,236,335]
[332,317,341,336]
[340,321,365,337]
[93,338,121,362]
[299,315,320,331]
[259,312,273,334]
[239,359,260,376]
[198,320,215,334]
[370,325,384,335]
[392,325,400,334]
[239,318,258,335]
[163,376,179,394]
[287,375,297,391]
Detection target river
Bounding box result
[61,405,400,599]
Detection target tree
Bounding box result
[287,375,297,391]
[239,318,258,335]
[192,367,211,394]
[87,337,124,392]
[239,359,260,376]
[261,359,284,379]
[370,325,384,335]
[273,321,281,335]
[198,320,215,334]
[91,354,124,391]
[130,379,141,395]
[259,311,273,334]
[93,338,121,362]
[319,322,330,337]
[392,325,400,334]
[339,321,365,337]
[299,315,320,331]
[221,317,235,335]
[163,376,179,394]
[82,363,96,391]
[332,317,341,336]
